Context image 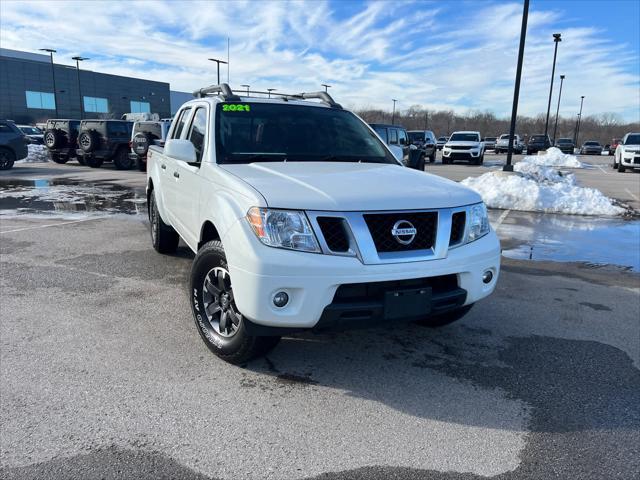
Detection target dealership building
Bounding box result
[0,48,192,124]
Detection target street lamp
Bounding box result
[39,48,59,117]
[321,83,331,93]
[208,58,228,85]
[391,99,397,125]
[544,33,562,138]
[574,95,585,146]
[552,74,565,144]
[267,88,276,98]
[72,56,89,119]
[240,84,250,96]
[504,0,529,172]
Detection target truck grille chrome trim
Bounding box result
[306,207,470,265]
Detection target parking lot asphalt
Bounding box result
[1,162,639,480]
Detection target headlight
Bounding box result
[466,203,490,243]
[246,207,320,253]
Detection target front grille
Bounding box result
[450,212,466,245]
[363,212,437,253]
[449,152,474,159]
[449,145,471,150]
[317,217,350,252]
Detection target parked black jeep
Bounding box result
[43,119,81,164]
[76,120,134,169]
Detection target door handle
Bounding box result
[161,164,166,170]
[173,171,180,178]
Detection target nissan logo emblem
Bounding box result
[391,220,417,245]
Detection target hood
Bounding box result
[220,162,480,211]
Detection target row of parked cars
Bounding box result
[0,114,171,171]
[42,115,170,171]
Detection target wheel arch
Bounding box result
[199,220,221,250]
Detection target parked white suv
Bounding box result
[146,84,500,363]
[613,132,640,173]
[442,131,485,165]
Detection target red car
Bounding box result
[608,138,621,155]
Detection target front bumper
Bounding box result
[224,219,501,330]
[442,148,481,158]
[620,152,640,166]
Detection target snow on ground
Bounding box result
[519,147,583,168]
[462,164,625,216]
[17,144,50,163]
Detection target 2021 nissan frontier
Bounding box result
[146,84,500,364]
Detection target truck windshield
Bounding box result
[216,103,396,164]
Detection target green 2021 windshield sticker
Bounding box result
[222,104,251,112]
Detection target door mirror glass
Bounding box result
[164,139,197,163]
[389,144,404,163]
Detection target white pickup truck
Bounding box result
[147,84,500,364]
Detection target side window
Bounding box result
[373,126,387,143]
[172,108,191,139]
[389,128,398,144]
[398,129,407,145]
[0,123,12,133]
[187,107,207,164]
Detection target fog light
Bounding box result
[273,291,289,307]
[482,270,493,284]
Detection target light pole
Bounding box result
[207,58,228,85]
[39,48,58,117]
[391,99,397,125]
[544,33,562,138]
[321,83,331,93]
[574,95,585,146]
[267,88,276,98]
[552,74,565,144]
[240,84,250,96]
[504,0,529,172]
[72,56,89,119]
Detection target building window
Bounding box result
[130,101,151,113]
[84,96,109,113]
[25,91,56,110]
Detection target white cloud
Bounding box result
[1,0,638,121]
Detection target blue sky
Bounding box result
[1,0,639,121]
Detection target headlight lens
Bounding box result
[466,203,490,243]
[246,207,320,252]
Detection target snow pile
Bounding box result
[17,144,50,163]
[0,184,126,203]
[461,166,625,216]
[521,147,582,168]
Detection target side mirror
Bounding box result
[164,139,196,163]
[399,137,406,145]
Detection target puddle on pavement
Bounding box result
[0,177,147,216]
[492,210,640,272]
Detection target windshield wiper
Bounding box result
[227,153,287,163]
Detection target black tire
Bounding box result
[415,304,474,328]
[618,163,625,173]
[149,192,179,254]
[113,148,134,170]
[51,153,69,164]
[429,152,436,163]
[76,155,86,166]
[190,240,280,364]
[612,158,618,169]
[0,148,16,170]
[136,156,147,172]
[84,155,103,168]
[78,130,99,153]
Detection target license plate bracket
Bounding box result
[384,287,432,320]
